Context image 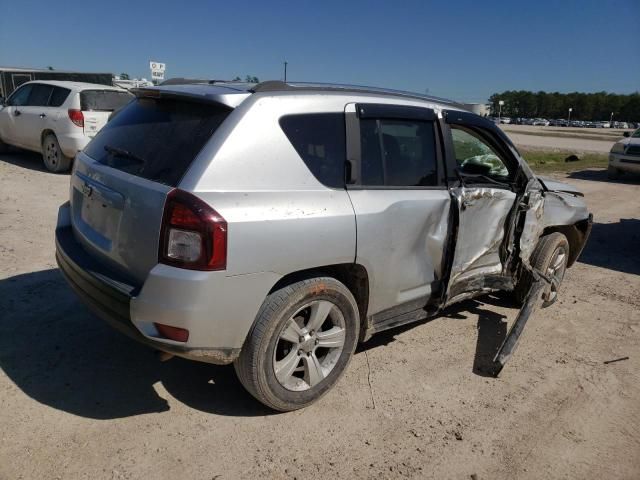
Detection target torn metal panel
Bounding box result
[518,178,546,266]
[542,191,590,229]
[492,272,547,375]
[445,187,516,303]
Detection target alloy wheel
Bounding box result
[273,300,346,391]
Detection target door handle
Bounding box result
[13,109,21,116]
[39,113,46,118]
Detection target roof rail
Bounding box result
[250,80,460,106]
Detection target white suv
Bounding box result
[0,80,132,172]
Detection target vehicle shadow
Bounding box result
[567,168,640,183]
[358,293,512,377]
[0,148,51,173]
[578,219,640,276]
[0,268,271,420]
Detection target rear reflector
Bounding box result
[68,109,84,127]
[154,323,189,342]
[159,189,227,271]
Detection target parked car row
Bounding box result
[488,116,639,129]
[0,80,133,171]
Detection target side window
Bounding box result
[8,85,33,106]
[360,118,438,187]
[49,87,71,107]
[451,127,512,179]
[279,113,346,188]
[26,84,54,107]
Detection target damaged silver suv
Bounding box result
[55,81,592,411]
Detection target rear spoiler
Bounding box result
[131,87,249,109]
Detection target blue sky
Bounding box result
[1,0,638,102]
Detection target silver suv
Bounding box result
[55,81,592,411]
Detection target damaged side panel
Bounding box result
[518,179,546,267]
[349,190,451,318]
[445,186,517,304]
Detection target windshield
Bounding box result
[632,129,640,138]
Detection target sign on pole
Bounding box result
[149,61,166,82]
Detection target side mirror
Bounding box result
[623,131,630,137]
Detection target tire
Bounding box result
[607,165,621,180]
[234,276,360,412]
[41,133,72,173]
[514,232,570,308]
[0,136,9,153]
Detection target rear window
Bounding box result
[83,97,230,186]
[279,113,346,188]
[80,90,133,111]
[49,86,71,107]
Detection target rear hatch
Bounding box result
[70,93,232,284]
[80,89,134,138]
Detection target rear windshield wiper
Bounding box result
[103,145,145,164]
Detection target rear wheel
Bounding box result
[0,136,8,153]
[234,276,359,411]
[42,133,72,173]
[515,232,570,308]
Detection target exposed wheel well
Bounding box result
[542,219,590,267]
[269,263,370,340]
[40,129,55,149]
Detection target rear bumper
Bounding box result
[609,153,640,173]
[55,224,241,364]
[57,132,90,158]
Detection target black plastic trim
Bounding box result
[356,103,437,121]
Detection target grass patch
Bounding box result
[519,149,608,173]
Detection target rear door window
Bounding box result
[83,97,230,186]
[279,113,346,188]
[80,90,133,111]
[49,87,71,107]
[359,118,439,187]
[26,84,54,106]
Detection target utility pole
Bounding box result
[498,100,504,123]
[610,111,614,126]
[283,61,288,82]
[568,107,573,125]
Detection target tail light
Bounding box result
[159,189,227,271]
[68,109,84,127]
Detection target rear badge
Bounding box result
[81,183,93,197]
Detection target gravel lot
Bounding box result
[1,151,639,480]
[501,124,627,153]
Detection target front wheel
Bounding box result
[42,133,72,173]
[514,232,570,308]
[234,276,360,411]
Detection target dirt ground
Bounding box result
[1,151,639,480]
[500,125,626,153]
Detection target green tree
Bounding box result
[487,90,640,121]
